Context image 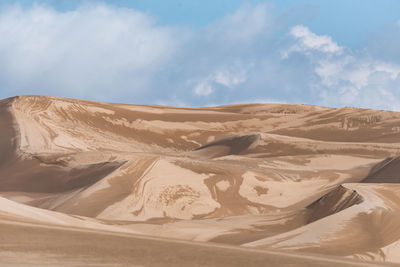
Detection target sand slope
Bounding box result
[244,184,400,262]
[1,95,400,265]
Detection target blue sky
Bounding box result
[0,0,400,109]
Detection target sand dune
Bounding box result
[1,95,400,266]
[244,183,400,262]
[362,156,400,183]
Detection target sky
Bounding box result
[0,0,400,110]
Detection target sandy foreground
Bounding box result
[1,95,400,266]
[0,219,392,267]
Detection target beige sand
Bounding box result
[1,95,400,266]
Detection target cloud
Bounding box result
[204,2,271,44]
[192,68,247,96]
[214,69,247,88]
[0,3,399,111]
[193,80,213,96]
[277,24,400,110]
[0,3,178,101]
[314,57,400,91]
[151,3,271,105]
[282,25,343,58]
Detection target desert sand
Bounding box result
[1,95,400,266]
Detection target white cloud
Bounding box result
[375,63,400,80]
[193,80,213,96]
[283,25,343,58]
[214,69,247,88]
[314,57,400,109]
[280,24,400,110]
[192,68,247,96]
[0,4,178,100]
[314,57,400,99]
